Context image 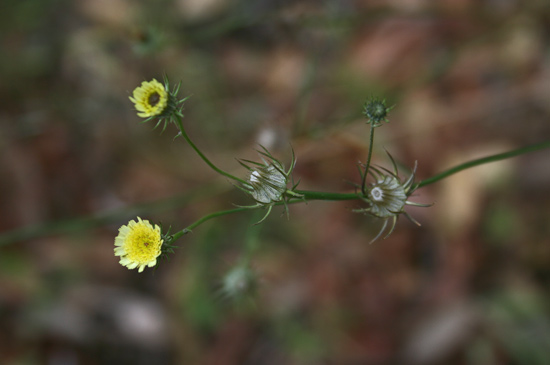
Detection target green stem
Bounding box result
[296,190,358,201]
[3,140,549,248]
[361,123,375,194]
[171,207,250,241]
[169,189,360,241]
[416,140,550,188]
[0,181,230,247]
[168,141,550,242]
[174,114,247,185]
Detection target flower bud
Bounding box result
[363,97,394,126]
[355,153,431,242]
[246,163,288,204]
[238,146,298,206]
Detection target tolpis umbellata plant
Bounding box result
[115,76,550,299]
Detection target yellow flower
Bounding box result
[114,217,163,272]
[129,79,169,118]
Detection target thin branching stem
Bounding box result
[416,140,550,188]
[2,141,549,247]
[173,114,248,185]
[361,123,375,195]
[169,190,360,240]
[171,207,251,241]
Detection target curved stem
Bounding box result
[416,140,550,188]
[171,207,250,241]
[174,114,248,185]
[361,123,375,194]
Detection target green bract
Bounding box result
[363,97,394,126]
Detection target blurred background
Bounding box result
[1,0,550,364]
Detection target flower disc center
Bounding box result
[148,92,161,107]
[373,103,385,117]
[370,187,384,202]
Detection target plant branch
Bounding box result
[416,140,550,188]
[3,141,549,247]
[361,123,375,194]
[169,189,360,241]
[174,114,248,185]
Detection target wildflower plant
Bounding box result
[104,75,550,276]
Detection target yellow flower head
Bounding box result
[129,79,169,118]
[114,217,163,272]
